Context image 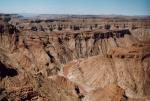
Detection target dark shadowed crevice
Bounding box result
[47,52,55,63]
[0,62,18,78]
[75,86,80,95]
[74,86,84,101]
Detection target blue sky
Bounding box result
[0,0,150,15]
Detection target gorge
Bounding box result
[0,14,150,101]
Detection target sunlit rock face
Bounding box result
[0,14,150,101]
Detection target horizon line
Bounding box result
[0,12,150,17]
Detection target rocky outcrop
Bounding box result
[83,84,146,101]
[83,84,128,101]
[131,28,150,42]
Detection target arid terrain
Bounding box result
[0,14,150,101]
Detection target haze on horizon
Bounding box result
[0,0,150,16]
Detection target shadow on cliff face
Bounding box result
[0,62,18,78]
[93,29,131,40]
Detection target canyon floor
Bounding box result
[0,14,150,101]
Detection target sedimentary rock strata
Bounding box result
[0,14,150,101]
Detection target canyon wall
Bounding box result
[0,15,150,101]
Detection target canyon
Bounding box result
[0,14,150,101]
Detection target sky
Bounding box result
[0,0,150,15]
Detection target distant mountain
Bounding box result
[1,13,149,20]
